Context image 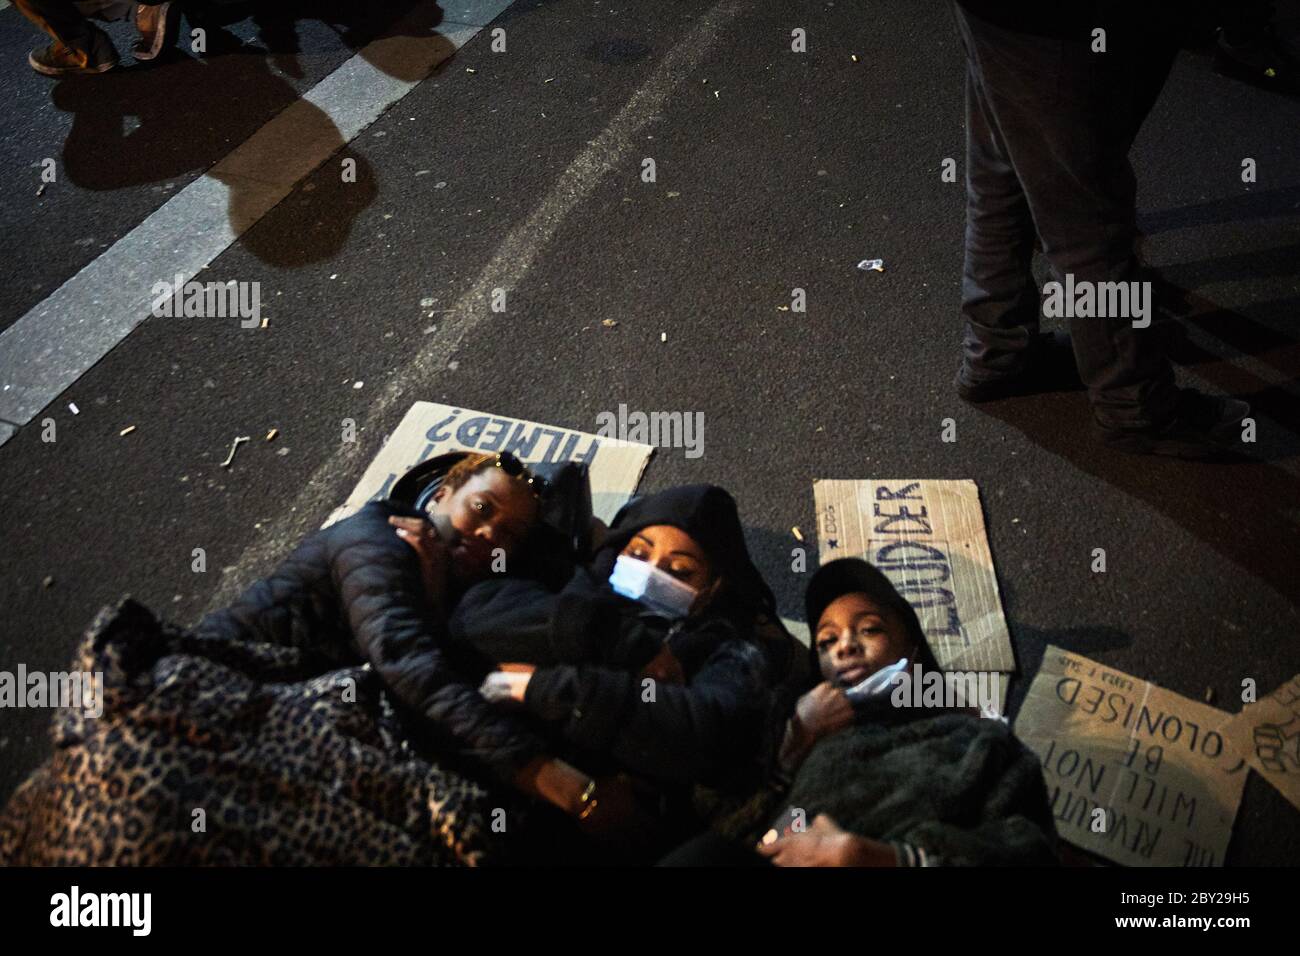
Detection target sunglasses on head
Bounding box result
[493,451,547,496]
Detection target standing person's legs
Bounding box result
[16,0,131,74]
[954,6,1179,430]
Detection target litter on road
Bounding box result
[857,258,885,272]
[220,436,250,469]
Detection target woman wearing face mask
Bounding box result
[0,452,602,865]
[445,484,797,860]
[661,557,1058,867]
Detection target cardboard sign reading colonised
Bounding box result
[326,402,654,527]
[1014,647,1247,867]
[812,479,1014,674]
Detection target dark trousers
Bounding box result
[954,4,1181,428]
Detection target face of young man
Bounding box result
[814,592,915,687]
[432,467,539,583]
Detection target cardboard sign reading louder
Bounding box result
[1014,647,1247,867]
[326,402,653,527]
[812,479,1015,674]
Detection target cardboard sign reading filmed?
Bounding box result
[326,401,654,527]
[812,479,1015,674]
[1014,647,1247,867]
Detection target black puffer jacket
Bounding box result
[195,500,545,785]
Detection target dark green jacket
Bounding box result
[780,712,1058,865]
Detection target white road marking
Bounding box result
[0,0,515,446]
[206,0,747,610]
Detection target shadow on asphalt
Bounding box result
[42,0,465,267]
[974,275,1300,608]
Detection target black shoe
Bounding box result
[956,331,1080,403]
[28,30,118,76]
[1097,388,1251,460]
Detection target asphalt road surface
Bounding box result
[1,0,1298,865]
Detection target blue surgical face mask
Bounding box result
[608,554,699,620]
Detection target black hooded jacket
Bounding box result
[194,500,545,785]
[449,485,789,791]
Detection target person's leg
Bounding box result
[17,0,98,51]
[957,8,1180,430]
[16,0,119,74]
[956,41,1041,385]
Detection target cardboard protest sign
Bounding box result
[1222,673,1300,814]
[1014,647,1247,867]
[812,479,1015,674]
[326,402,653,527]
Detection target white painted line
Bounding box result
[0,0,515,447]
[207,0,748,610]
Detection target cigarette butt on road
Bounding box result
[1205,687,1216,704]
[266,428,278,442]
[660,332,667,342]
[42,576,54,589]
[68,403,79,415]
[260,317,269,329]
[792,526,804,542]
[851,54,859,62]
[119,425,136,437]
[602,319,618,328]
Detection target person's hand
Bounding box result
[389,515,451,605]
[575,773,668,856]
[795,681,855,741]
[479,664,534,704]
[779,681,855,773]
[640,644,686,684]
[755,813,896,867]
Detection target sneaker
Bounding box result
[1097,388,1251,460]
[955,331,1081,403]
[133,2,175,62]
[28,30,118,77]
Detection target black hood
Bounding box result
[803,557,942,676]
[594,484,776,619]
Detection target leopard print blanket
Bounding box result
[0,599,504,866]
